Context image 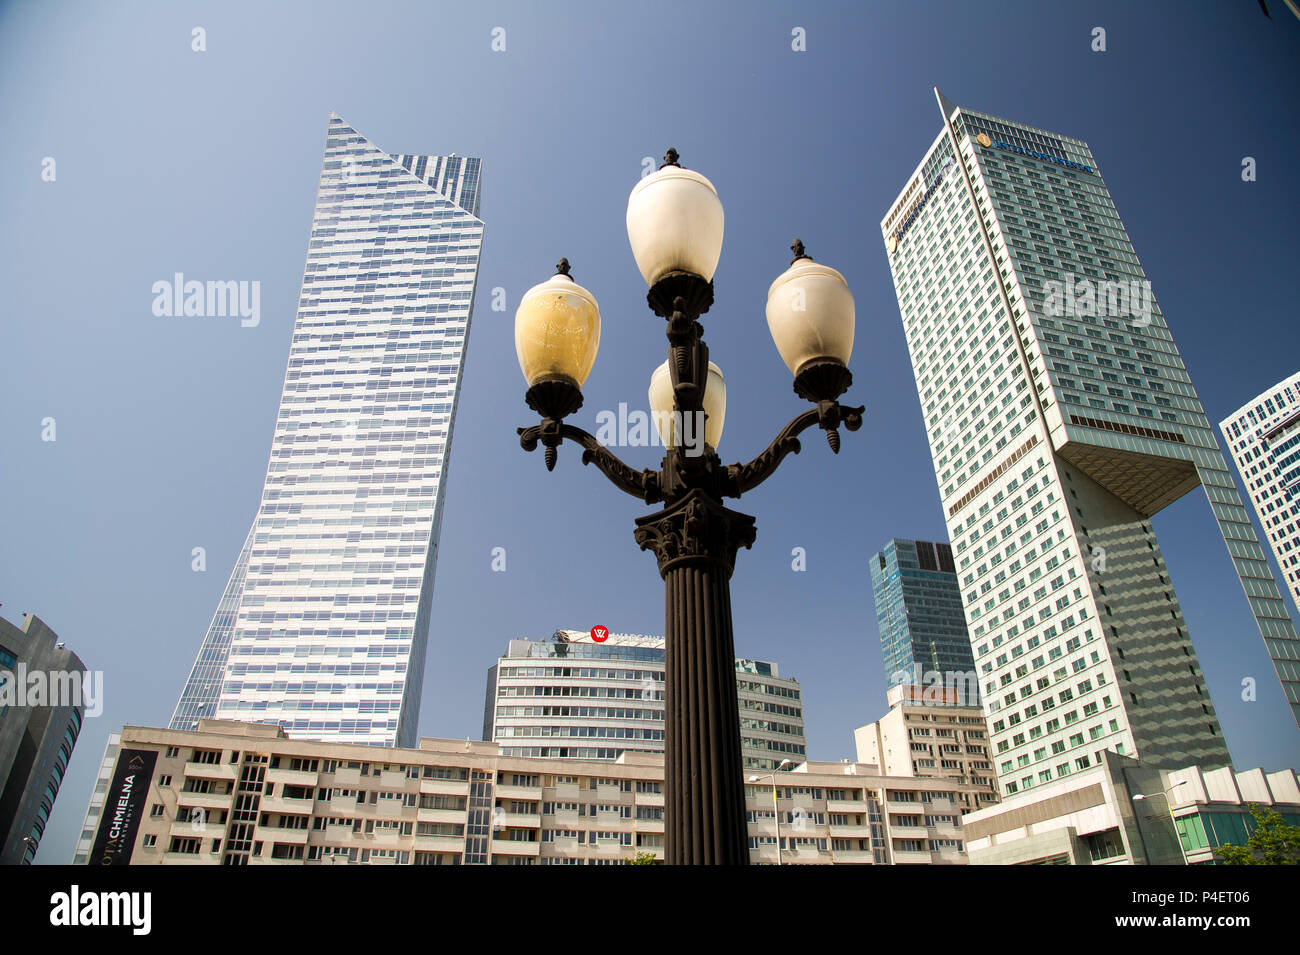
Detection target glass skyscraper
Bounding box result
[880,90,1300,795]
[1221,370,1300,617]
[870,539,979,705]
[171,114,484,748]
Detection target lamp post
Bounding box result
[1133,780,1191,865]
[514,149,864,865]
[749,758,795,865]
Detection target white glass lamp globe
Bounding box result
[648,360,727,452]
[765,256,855,376]
[626,156,724,286]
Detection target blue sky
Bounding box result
[2,0,1298,863]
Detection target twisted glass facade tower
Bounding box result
[870,539,979,705]
[882,90,1300,794]
[171,114,484,747]
[1221,370,1300,617]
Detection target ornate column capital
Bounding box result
[633,488,756,578]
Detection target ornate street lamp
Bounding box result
[515,149,864,865]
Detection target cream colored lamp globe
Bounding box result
[648,360,727,453]
[626,151,725,286]
[765,253,855,376]
[514,264,601,389]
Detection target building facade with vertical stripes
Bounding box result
[1220,370,1300,619]
[880,90,1300,796]
[170,115,484,747]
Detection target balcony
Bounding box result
[176,790,233,811]
[827,823,873,838]
[413,833,464,853]
[496,783,540,801]
[261,826,310,845]
[635,791,664,808]
[266,767,319,788]
[491,838,540,858]
[553,809,581,828]
[827,799,868,813]
[332,767,363,787]
[374,798,410,818]
[550,783,580,801]
[184,761,237,781]
[831,849,876,865]
[891,848,933,865]
[160,851,212,866]
[319,821,359,843]
[328,792,365,813]
[500,812,541,829]
[749,845,781,864]
[419,778,469,798]
[260,794,316,816]
[168,820,225,840]
[416,807,465,826]
[364,826,403,845]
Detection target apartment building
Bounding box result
[854,684,999,811]
[85,720,971,865]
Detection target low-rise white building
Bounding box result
[83,719,972,865]
[962,749,1300,864]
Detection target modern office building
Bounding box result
[880,90,1300,799]
[871,538,979,704]
[963,749,1300,865]
[170,114,485,747]
[1220,370,1300,616]
[85,719,972,865]
[483,630,806,772]
[854,684,999,811]
[70,731,121,864]
[0,613,87,864]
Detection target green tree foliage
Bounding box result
[1215,804,1300,865]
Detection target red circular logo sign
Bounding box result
[590,625,609,643]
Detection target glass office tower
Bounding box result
[870,539,979,705]
[880,90,1300,794]
[1221,370,1300,616]
[171,114,484,747]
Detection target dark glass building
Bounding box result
[870,539,979,705]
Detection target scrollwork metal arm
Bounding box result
[724,400,865,497]
[517,422,662,503]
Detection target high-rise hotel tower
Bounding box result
[881,90,1300,795]
[170,115,484,747]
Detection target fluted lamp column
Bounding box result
[514,148,865,865]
